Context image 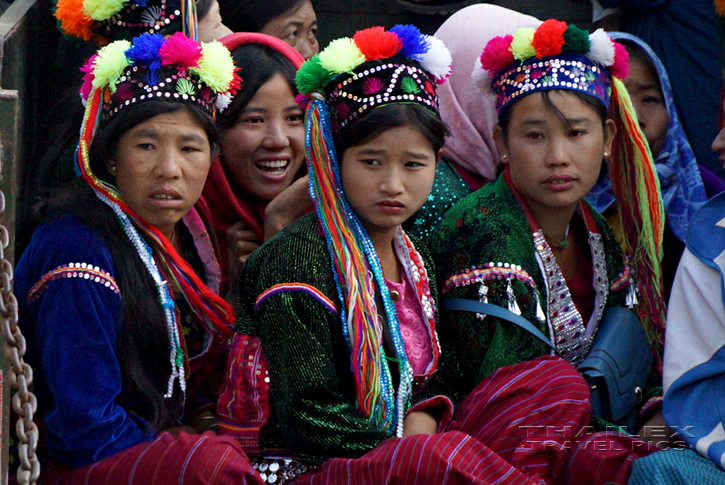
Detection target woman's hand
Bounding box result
[402,410,438,437]
[263,175,313,241]
[226,220,262,303]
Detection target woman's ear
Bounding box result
[603,119,617,157]
[493,125,509,165]
[105,158,116,175]
[436,148,444,161]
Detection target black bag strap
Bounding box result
[442,298,555,350]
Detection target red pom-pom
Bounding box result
[55,0,93,40]
[610,42,630,79]
[353,27,403,61]
[479,35,514,74]
[532,19,567,59]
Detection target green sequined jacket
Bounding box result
[237,213,449,465]
[429,173,634,397]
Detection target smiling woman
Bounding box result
[198,33,308,300]
[14,33,267,484]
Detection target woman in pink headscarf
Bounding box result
[405,5,541,240]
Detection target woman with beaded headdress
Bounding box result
[429,19,666,462]
[14,33,267,483]
[214,25,651,485]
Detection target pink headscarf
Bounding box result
[435,4,541,183]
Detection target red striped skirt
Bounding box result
[291,355,655,485]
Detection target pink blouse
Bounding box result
[385,274,433,376]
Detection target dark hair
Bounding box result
[197,0,213,21]
[215,43,298,132]
[36,100,218,430]
[498,90,608,142]
[90,101,218,183]
[218,0,306,34]
[334,104,449,158]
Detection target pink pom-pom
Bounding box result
[480,35,514,74]
[610,42,629,79]
[160,32,202,69]
[79,54,98,100]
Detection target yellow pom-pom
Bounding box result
[318,38,366,75]
[83,0,126,21]
[92,40,131,92]
[191,40,235,94]
[510,27,536,61]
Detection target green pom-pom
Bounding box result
[562,24,591,54]
[295,54,335,94]
[84,0,125,21]
[92,40,132,92]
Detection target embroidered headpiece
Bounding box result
[295,26,449,436]
[77,32,239,399]
[296,25,451,134]
[473,20,629,114]
[474,20,666,356]
[55,0,186,46]
[79,32,241,121]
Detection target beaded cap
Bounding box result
[55,0,182,46]
[296,25,452,135]
[79,32,241,123]
[473,20,629,114]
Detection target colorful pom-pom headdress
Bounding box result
[474,20,667,358]
[295,26,450,437]
[77,32,241,398]
[55,0,190,46]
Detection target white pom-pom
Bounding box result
[215,92,233,112]
[588,29,615,67]
[419,36,452,82]
[80,93,88,108]
[471,57,494,95]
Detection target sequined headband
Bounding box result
[295,25,451,134]
[472,19,629,114]
[325,59,439,133]
[80,32,241,122]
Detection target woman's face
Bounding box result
[260,0,318,59]
[110,109,212,239]
[198,0,232,42]
[220,72,305,201]
[341,124,438,239]
[622,55,668,159]
[495,91,615,218]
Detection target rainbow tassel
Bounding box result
[608,78,666,359]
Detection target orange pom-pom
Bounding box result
[532,19,567,59]
[717,0,725,16]
[55,0,94,40]
[353,27,403,61]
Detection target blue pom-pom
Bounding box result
[390,24,430,60]
[129,0,147,7]
[126,33,164,71]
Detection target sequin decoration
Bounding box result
[533,228,608,366]
[27,262,120,304]
[491,54,610,114]
[326,61,439,133]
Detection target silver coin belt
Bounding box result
[252,457,309,484]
